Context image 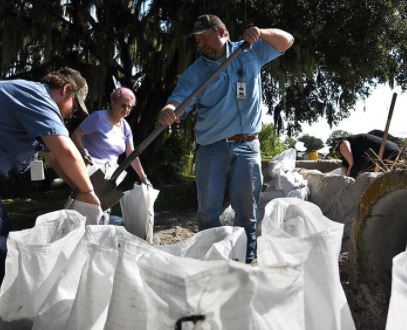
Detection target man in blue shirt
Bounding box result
[159,14,294,263]
[0,67,101,283]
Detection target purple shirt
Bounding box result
[80,110,133,161]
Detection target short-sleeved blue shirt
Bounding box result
[0,79,68,176]
[168,40,282,145]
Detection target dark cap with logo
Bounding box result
[190,14,226,35]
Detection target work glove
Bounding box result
[64,195,103,225]
[81,148,93,166]
[140,175,152,188]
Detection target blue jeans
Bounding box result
[195,139,262,263]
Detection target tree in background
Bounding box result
[0,0,405,183]
[299,134,324,152]
[258,124,285,159]
[284,136,298,149]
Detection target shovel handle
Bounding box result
[374,92,397,172]
[109,41,250,182]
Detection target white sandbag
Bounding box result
[33,225,130,330]
[0,210,86,322]
[260,198,355,330]
[120,183,159,243]
[268,148,297,176]
[104,238,306,330]
[64,226,121,330]
[386,250,407,330]
[257,227,312,267]
[34,225,247,329]
[219,205,235,226]
[157,226,247,262]
[32,241,88,330]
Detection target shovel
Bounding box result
[374,92,397,172]
[91,41,250,210]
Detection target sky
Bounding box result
[300,84,407,144]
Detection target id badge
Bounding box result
[237,82,246,99]
[30,160,45,181]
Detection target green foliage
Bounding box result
[299,134,324,151]
[259,123,286,159]
[284,136,297,149]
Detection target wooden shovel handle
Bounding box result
[375,92,397,171]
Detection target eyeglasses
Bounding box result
[120,103,135,111]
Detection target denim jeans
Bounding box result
[195,139,262,263]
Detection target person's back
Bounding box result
[345,133,400,177]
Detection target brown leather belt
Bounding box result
[226,134,258,143]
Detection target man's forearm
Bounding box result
[43,153,76,189]
[42,135,93,192]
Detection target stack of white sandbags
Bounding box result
[0,210,308,330]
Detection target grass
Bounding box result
[3,186,70,231]
[3,179,197,231]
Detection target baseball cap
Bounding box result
[190,14,226,35]
[58,67,89,115]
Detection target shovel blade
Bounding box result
[90,169,124,210]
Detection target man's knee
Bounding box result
[197,210,221,231]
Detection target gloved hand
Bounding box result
[81,148,93,166]
[140,175,152,187]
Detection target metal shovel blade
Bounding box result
[90,169,124,210]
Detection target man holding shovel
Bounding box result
[159,14,294,263]
[0,67,101,283]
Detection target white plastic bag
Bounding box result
[386,250,407,330]
[63,226,121,330]
[33,225,249,329]
[0,210,86,322]
[260,198,356,330]
[158,226,247,262]
[104,238,306,330]
[268,148,297,177]
[33,225,130,330]
[120,183,159,243]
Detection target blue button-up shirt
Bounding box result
[168,40,282,145]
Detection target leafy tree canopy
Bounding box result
[299,134,324,151]
[0,0,405,181]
